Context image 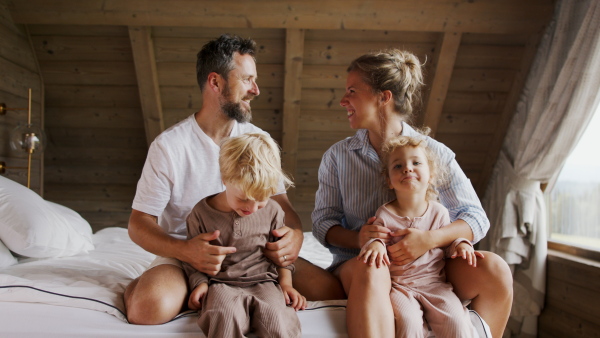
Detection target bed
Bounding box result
[0,176,490,337]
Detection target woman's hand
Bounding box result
[358,216,391,247]
[387,228,434,265]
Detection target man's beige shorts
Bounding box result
[147,256,183,270]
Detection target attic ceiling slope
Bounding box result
[8,0,553,34]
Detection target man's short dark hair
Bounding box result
[196,34,257,92]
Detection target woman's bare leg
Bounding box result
[337,259,394,338]
[445,251,513,338]
[124,264,188,324]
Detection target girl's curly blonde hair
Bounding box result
[380,134,448,201]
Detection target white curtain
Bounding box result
[480,0,600,337]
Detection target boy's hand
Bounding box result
[357,241,390,268]
[188,283,208,310]
[280,284,307,311]
[450,242,485,267]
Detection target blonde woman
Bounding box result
[311,49,512,337]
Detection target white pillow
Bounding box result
[0,239,18,269]
[0,176,94,258]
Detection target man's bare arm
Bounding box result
[265,194,304,267]
[128,209,235,275]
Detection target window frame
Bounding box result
[547,239,600,263]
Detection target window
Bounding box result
[545,104,600,253]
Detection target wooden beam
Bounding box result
[422,32,461,136]
[476,34,542,196]
[281,28,305,203]
[8,0,554,35]
[128,26,164,146]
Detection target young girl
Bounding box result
[358,135,482,338]
[183,133,305,338]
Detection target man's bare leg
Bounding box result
[292,258,346,301]
[124,264,188,325]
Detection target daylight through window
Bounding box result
[545,103,600,251]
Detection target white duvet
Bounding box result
[0,228,489,338]
[0,228,154,321]
[0,228,343,322]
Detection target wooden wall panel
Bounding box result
[437,32,529,191]
[539,251,600,337]
[29,25,145,232]
[8,0,555,35]
[40,60,138,85]
[31,36,133,61]
[0,2,42,194]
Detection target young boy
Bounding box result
[183,133,305,338]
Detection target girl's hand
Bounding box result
[281,285,307,311]
[450,243,485,267]
[188,283,209,310]
[357,241,390,268]
[358,217,391,247]
[387,228,433,265]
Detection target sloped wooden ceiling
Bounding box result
[7,0,555,231]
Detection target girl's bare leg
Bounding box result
[445,251,513,338]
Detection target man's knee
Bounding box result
[125,266,188,325]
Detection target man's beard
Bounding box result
[221,85,253,123]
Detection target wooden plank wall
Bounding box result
[0,1,42,194]
[539,251,600,337]
[22,24,537,232]
[436,33,528,186]
[27,25,146,230]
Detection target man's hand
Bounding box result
[358,216,391,247]
[264,226,303,267]
[387,228,433,265]
[181,230,236,275]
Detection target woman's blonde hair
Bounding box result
[347,48,424,122]
[380,134,448,201]
[219,133,293,201]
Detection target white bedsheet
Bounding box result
[0,228,489,337]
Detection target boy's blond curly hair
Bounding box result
[219,133,293,201]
